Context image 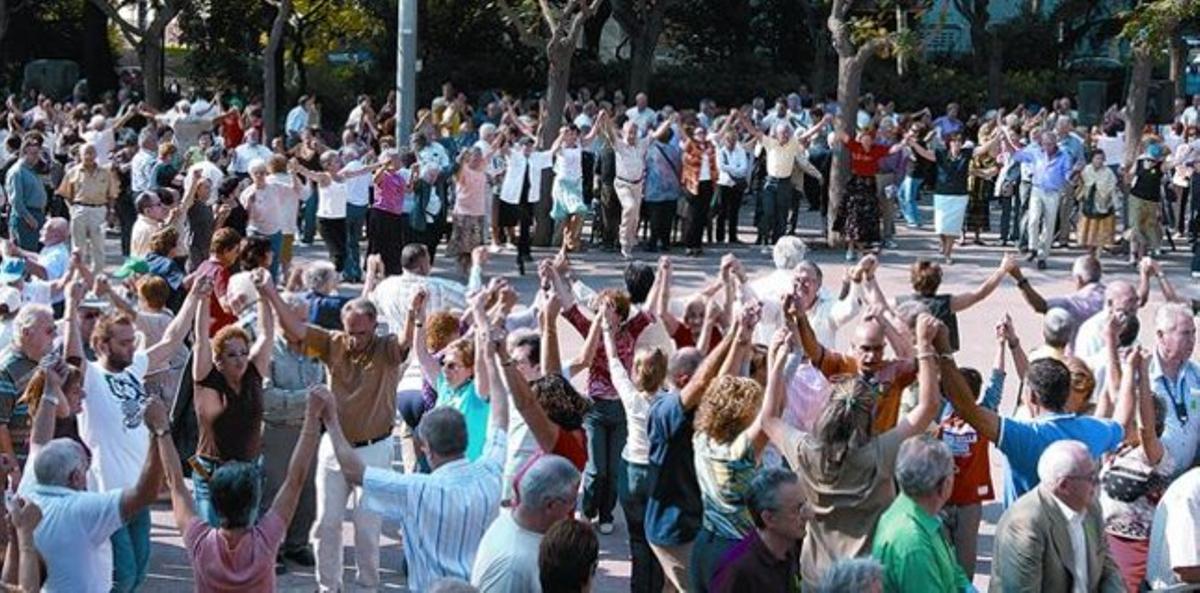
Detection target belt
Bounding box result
[616,175,644,185]
[73,202,108,208]
[351,432,392,448]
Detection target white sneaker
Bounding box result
[503,242,517,250]
[487,244,503,254]
[598,522,614,535]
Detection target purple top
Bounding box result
[1046,282,1106,327]
[372,170,408,215]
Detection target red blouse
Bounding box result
[847,140,891,177]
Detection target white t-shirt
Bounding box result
[79,351,151,492]
[240,177,300,236]
[317,180,350,219]
[625,107,658,136]
[1145,467,1200,589]
[27,484,123,593]
[470,512,543,593]
[20,279,52,306]
[82,127,117,167]
[342,160,373,207]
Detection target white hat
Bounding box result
[0,286,19,314]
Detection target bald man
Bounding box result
[8,216,72,316]
[794,297,915,434]
[59,143,119,276]
[1073,280,1140,361]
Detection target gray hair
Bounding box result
[319,149,340,168]
[478,123,497,139]
[1043,307,1075,349]
[816,558,884,593]
[667,347,703,388]
[895,435,955,497]
[748,467,799,528]
[11,304,53,350]
[225,271,260,315]
[1070,255,1102,284]
[341,297,378,320]
[772,122,794,137]
[518,455,581,509]
[1156,302,1194,333]
[772,236,808,271]
[302,261,339,293]
[34,438,87,487]
[417,407,468,457]
[427,578,478,593]
[1037,439,1090,486]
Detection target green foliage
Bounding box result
[1119,0,1200,51]
[176,0,272,92]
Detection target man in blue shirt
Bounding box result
[3,140,47,251]
[1148,303,1200,476]
[940,356,1126,507]
[1011,132,1077,269]
[284,95,314,148]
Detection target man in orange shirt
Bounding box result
[793,298,916,433]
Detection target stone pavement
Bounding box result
[132,203,1195,591]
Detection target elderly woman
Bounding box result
[450,147,489,275]
[191,268,274,526]
[1125,139,1167,265]
[412,291,490,462]
[293,150,383,280]
[299,261,351,331]
[909,132,975,264]
[549,125,598,252]
[900,255,1011,352]
[1078,149,1119,255]
[833,126,905,261]
[761,312,943,585]
[679,119,720,256]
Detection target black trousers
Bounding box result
[598,182,620,248]
[645,200,675,250]
[367,209,407,276]
[683,181,713,249]
[714,181,745,243]
[318,217,347,272]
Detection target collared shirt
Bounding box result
[25,484,124,593]
[1012,144,1075,193]
[1147,353,1200,475]
[262,337,326,426]
[710,529,801,593]
[59,163,118,206]
[303,326,404,444]
[362,427,507,593]
[564,305,654,400]
[0,349,36,461]
[625,106,658,135]
[369,273,468,335]
[285,105,309,135]
[230,143,272,174]
[1046,283,1106,332]
[498,150,552,205]
[761,135,802,179]
[5,162,47,217]
[1145,467,1200,589]
[997,413,1123,506]
[612,136,651,182]
[129,148,157,194]
[1051,494,1089,593]
[717,144,751,186]
[872,493,971,593]
[748,271,862,348]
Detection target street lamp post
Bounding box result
[396,0,418,143]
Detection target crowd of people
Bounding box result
[0,83,1195,593]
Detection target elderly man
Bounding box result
[942,356,1126,506]
[59,144,119,276]
[130,189,189,259]
[871,436,970,593]
[1147,303,1200,477]
[741,112,829,246]
[471,455,581,592]
[230,128,272,178]
[5,217,71,316]
[1010,131,1076,269]
[0,304,58,462]
[625,92,657,136]
[990,440,1125,592]
[129,128,158,198]
[1145,467,1200,588]
[285,95,315,147]
[260,283,407,593]
[1028,308,1076,363]
[323,292,508,592]
[709,467,811,593]
[595,112,666,259]
[5,139,47,251]
[1009,254,1106,328]
[1073,280,1140,361]
[369,243,468,334]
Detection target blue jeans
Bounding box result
[897,176,922,226]
[582,398,626,524]
[9,208,43,251]
[111,507,151,593]
[344,204,367,282]
[301,185,319,243]
[192,456,264,526]
[688,526,740,593]
[619,460,663,593]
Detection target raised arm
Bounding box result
[11,497,42,593]
[540,284,564,377]
[908,137,936,162]
[1112,347,1140,445]
[409,289,442,383]
[147,394,196,532]
[484,325,511,432]
[936,317,1000,442]
[270,387,326,525]
[192,285,214,380]
[146,276,210,372]
[680,327,737,412]
[891,314,945,440]
[260,275,309,342]
[1135,351,1164,465]
[1008,264,1049,314]
[250,271,276,375]
[950,253,1014,312]
[656,258,683,335]
[718,302,759,377]
[1097,311,1124,419]
[94,275,137,320]
[748,329,791,454]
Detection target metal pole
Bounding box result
[396,0,417,143]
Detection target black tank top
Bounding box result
[196,365,265,462]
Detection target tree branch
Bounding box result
[88,0,144,45]
[495,0,545,50]
[539,0,559,32]
[854,35,889,63]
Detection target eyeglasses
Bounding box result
[1064,471,1099,485]
[441,360,462,371]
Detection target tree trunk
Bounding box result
[141,37,164,108]
[828,54,865,240]
[290,27,308,93]
[582,0,610,59]
[810,39,831,97]
[264,0,291,142]
[1124,45,1152,171]
[986,31,1003,107]
[626,26,658,96]
[1169,32,1185,100]
[533,44,575,246]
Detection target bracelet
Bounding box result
[414,321,423,327]
[500,358,515,367]
[1017,278,1030,288]
[916,352,938,361]
[42,394,61,407]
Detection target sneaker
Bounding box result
[503,242,517,250]
[1191,271,1200,278]
[598,522,615,535]
[487,244,503,254]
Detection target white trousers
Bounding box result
[615,178,644,256]
[1027,185,1062,260]
[70,204,108,277]
[312,434,394,593]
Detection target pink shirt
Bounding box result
[185,509,286,593]
[453,166,488,217]
[373,169,408,215]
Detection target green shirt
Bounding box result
[871,493,971,593]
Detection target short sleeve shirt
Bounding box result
[434,375,490,462]
[692,430,758,540]
[815,351,917,434]
[185,509,286,593]
[28,484,124,593]
[0,350,37,461]
[303,326,403,444]
[78,351,151,491]
[998,413,1124,506]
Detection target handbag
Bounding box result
[1101,449,1167,503]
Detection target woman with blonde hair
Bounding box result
[601,299,669,593]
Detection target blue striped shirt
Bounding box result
[362,428,507,592]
